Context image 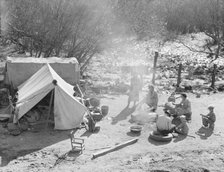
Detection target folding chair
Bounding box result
[69,131,85,154]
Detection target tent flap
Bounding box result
[54,86,86,130]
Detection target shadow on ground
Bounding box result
[51,150,82,168]
[80,126,100,137]
[0,128,74,167]
[111,106,135,125]
[195,127,213,140]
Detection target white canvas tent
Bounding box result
[14,64,87,130]
[5,57,80,89]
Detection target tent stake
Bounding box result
[45,90,54,129]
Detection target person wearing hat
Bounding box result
[175,115,189,135]
[200,105,216,129]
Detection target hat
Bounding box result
[208,105,214,109]
[179,115,187,122]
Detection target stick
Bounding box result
[186,134,196,138]
[92,138,138,159]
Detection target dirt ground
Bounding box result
[1,91,224,172]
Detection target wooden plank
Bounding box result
[92,138,138,159]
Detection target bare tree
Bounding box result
[160,0,224,88]
[3,0,110,73]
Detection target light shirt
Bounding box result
[156,115,172,131]
[146,91,158,109]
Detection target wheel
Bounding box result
[149,131,173,142]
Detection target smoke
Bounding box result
[72,0,131,49]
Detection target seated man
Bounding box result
[156,110,176,135]
[175,115,189,135]
[200,105,216,129]
[175,93,192,120]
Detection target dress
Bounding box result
[129,76,141,102]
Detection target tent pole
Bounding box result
[45,90,54,129]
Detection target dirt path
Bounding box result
[1,92,224,172]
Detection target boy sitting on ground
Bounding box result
[200,105,216,129]
[175,115,189,135]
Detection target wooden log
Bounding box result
[92,138,138,159]
[177,63,182,87]
[152,52,158,85]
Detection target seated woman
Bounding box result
[135,84,158,113]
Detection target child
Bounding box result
[200,105,216,129]
[175,115,189,135]
[127,73,141,108]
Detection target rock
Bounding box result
[7,123,19,131]
[20,122,29,131]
